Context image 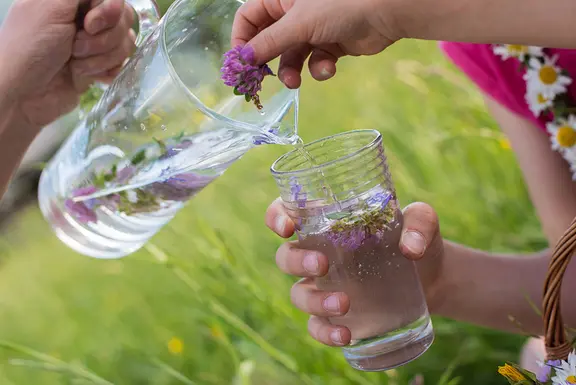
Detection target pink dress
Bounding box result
[439,42,576,133]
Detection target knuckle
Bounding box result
[404,202,439,230]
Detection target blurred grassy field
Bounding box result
[0,26,548,385]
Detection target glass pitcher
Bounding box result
[38,0,299,259]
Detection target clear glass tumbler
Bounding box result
[271,130,434,371]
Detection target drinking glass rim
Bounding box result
[270,129,382,176]
[159,0,298,133]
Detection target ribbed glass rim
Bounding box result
[270,129,382,176]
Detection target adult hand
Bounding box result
[0,0,136,128]
[232,0,402,89]
[265,199,444,346]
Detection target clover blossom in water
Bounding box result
[326,191,395,251]
[64,134,217,223]
[289,177,307,208]
[221,45,275,110]
[146,172,216,202]
[253,127,280,145]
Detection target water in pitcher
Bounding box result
[38,118,288,259]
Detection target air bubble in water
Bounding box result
[140,123,146,131]
[161,125,167,131]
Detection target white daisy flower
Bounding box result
[524,56,572,99]
[551,351,576,385]
[546,116,576,151]
[493,44,544,61]
[561,149,576,180]
[525,81,554,116]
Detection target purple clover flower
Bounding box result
[289,177,307,208]
[64,186,99,224]
[326,227,369,251]
[366,191,392,208]
[64,185,123,224]
[253,127,280,146]
[221,45,275,109]
[145,172,215,202]
[116,166,136,183]
[161,139,193,159]
[536,360,561,382]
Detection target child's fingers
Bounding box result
[276,241,329,277]
[265,197,295,238]
[278,44,311,89]
[308,316,351,346]
[399,202,440,260]
[291,278,350,317]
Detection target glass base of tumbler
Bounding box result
[343,316,434,372]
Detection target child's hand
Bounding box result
[265,198,444,346]
[231,0,402,89]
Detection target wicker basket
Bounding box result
[543,218,576,360]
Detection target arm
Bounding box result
[402,0,576,49]
[0,90,40,199]
[432,98,576,335]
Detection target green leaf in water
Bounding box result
[245,94,251,102]
[153,137,167,154]
[131,150,146,165]
[326,212,352,220]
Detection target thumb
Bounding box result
[399,202,440,260]
[248,13,310,65]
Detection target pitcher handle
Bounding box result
[124,0,162,46]
[77,0,161,46]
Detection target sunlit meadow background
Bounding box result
[0,1,549,384]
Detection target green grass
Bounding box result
[0,39,546,384]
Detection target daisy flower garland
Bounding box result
[493,44,576,179]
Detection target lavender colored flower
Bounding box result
[253,127,280,145]
[536,360,561,382]
[221,45,275,109]
[145,172,215,202]
[327,227,369,251]
[115,166,136,183]
[64,186,99,224]
[289,177,307,208]
[161,139,193,159]
[366,191,392,208]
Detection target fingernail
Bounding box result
[91,17,106,33]
[275,215,287,234]
[323,295,340,313]
[302,253,318,274]
[319,67,334,80]
[401,231,427,256]
[330,329,343,345]
[73,40,89,56]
